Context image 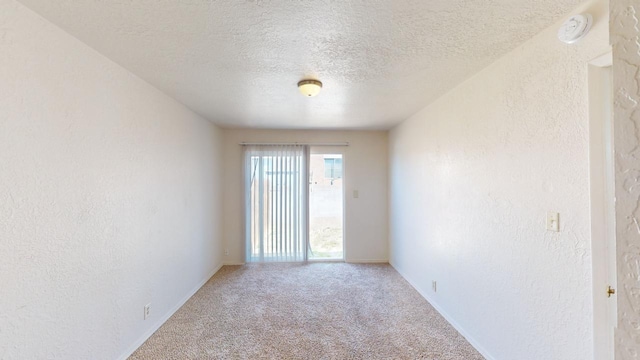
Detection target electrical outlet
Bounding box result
[144,304,151,320]
[224,248,229,256]
[432,281,437,293]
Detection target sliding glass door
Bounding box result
[244,145,345,263]
[244,145,308,262]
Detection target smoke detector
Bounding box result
[558,14,593,44]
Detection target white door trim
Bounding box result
[588,50,616,360]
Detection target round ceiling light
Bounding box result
[298,79,322,97]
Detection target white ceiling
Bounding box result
[18,0,582,129]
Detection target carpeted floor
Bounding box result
[130,263,484,360]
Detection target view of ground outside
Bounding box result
[309,154,344,259]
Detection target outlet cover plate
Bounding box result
[144,303,151,320]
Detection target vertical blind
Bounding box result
[244,145,309,262]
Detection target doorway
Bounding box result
[308,150,345,260]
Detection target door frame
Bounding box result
[588,50,616,360]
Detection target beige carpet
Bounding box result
[130,263,484,360]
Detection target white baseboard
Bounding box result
[224,260,389,265]
[390,262,496,360]
[117,262,224,360]
[345,259,389,264]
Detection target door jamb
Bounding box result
[588,50,615,360]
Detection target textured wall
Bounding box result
[388,0,609,359]
[221,129,389,265]
[611,1,640,358]
[0,1,224,359]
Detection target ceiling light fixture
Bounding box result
[298,79,322,97]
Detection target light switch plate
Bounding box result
[546,212,560,232]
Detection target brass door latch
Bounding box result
[607,286,616,298]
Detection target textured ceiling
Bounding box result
[17,0,583,129]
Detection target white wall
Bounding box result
[221,129,388,264]
[388,1,610,359]
[611,0,640,357]
[0,1,224,359]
